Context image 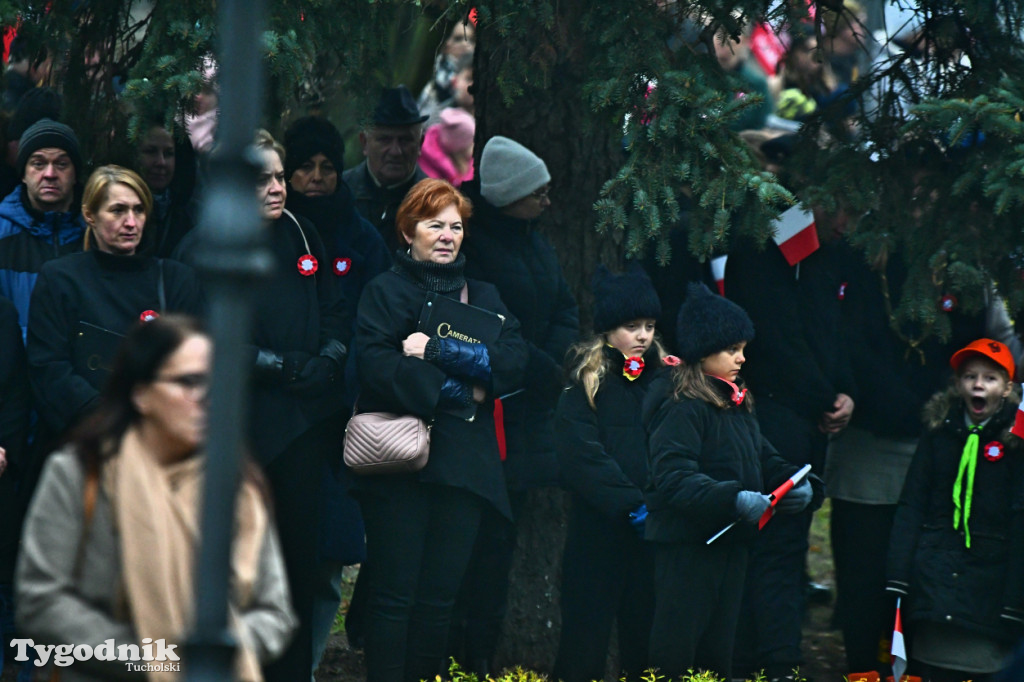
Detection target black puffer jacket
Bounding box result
[643,374,824,545]
[462,198,579,489]
[555,346,664,522]
[887,386,1024,642]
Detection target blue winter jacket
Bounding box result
[0,186,86,338]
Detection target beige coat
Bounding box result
[15,452,296,681]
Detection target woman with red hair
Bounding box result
[352,178,527,682]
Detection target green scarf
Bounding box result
[952,425,981,548]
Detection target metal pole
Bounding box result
[186,0,270,677]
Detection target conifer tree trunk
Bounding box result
[474,1,625,671]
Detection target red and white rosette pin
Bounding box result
[984,441,1005,462]
[623,356,645,380]
[140,310,159,322]
[333,257,352,276]
[297,254,318,276]
[940,294,957,312]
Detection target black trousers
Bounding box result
[649,540,749,680]
[830,498,898,674]
[360,479,484,682]
[262,423,328,682]
[553,502,654,682]
[735,397,825,678]
[447,492,522,669]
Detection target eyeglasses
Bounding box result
[155,372,210,400]
[530,188,551,201]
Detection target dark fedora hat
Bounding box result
[372,85,429,126]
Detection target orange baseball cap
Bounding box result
[950,338,1016,381]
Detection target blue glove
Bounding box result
[735,491,772,524]
[438,376,474,408]
[776,479,813,514]
[628,504,647,537]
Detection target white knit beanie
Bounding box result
[480,136,551,208]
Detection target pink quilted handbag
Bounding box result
[343,411,431,475]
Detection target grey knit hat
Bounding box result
[17,118,82,179]
[676,282,755,365]
[480,136,550,207]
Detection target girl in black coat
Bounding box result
[353,179,528,682]
[887,339,1024,682]
[643,283,822,681]
[552,266,672,682]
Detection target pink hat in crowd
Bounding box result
[437,108,475,154]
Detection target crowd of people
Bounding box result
[0,5,1021,682]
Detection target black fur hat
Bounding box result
[283,115,345,183]
[676,282,754,364]
[592,264,661,333]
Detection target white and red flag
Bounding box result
[891,598,907,682]
[1011,384,1024,439]
[772,205,819,267]
[758,463,812,529]
[711,255,728,296]
[707,463,811,544]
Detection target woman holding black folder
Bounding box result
[353,178,528,682]
[26,165,203,443]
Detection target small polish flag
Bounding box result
[1011,384,1024,439]
[758,463,812,529]
[711,255,728,296]
[891,598,907,682]
[772,204,819,267]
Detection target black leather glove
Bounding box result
[252,347,285,385]
[288,356,338,397]
[735,490,772,524]
[776,479,813,514]
[280,351,312,383]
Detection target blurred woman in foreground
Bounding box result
[17,316,295,681]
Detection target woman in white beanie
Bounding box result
[453,136,579,674]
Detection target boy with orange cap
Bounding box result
[886,339,1024,682]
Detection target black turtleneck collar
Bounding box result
[91,248,150,271]
[391,249,467,294]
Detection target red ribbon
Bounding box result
[493,398,507,461]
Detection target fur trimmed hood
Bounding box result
[922,383,1023,436]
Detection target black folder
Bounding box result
[418,292,504,419]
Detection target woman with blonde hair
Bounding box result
[26,164,202,444]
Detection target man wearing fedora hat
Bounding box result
[343,85,429,252]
